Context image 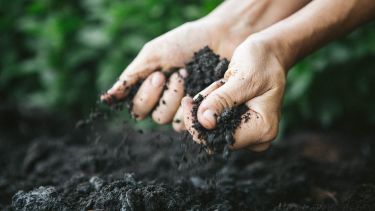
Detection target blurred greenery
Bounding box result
[1,0,374,132]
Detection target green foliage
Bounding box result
[283,23,375,132]
[0,0,220,116]
[1,0,374,131]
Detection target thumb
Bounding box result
[196,78,249,129]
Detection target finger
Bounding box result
[172,106,186,132]
[247,142,271,152]
[230,89,281,150]
[196,78,245,129]
[181,96,203,144]
[131,72,166,120]
[152,69,187,124]
[192,79,226,100]
[100,46,161,104]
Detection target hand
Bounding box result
[100,19,242,131]
[181,37,286,152]
[100,0,313,132]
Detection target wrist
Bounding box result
[200,0,271,40]
[244,32,297,72]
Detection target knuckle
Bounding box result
[224,69,234,79]
[250,143,271,152]
[261,117,279,142]
[152,110,168,125]
[180,21,194,29]
[140,42,158,58]
[211,91,234,111]
[142,42,153,52]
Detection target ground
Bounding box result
[1,106,375,211]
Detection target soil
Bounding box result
[184,46,229,97]
[183,47,247,156]
[2,48,374,210]
[103,47,244,155]
[1,105,375,211]
[191,94,248,157]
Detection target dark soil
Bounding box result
[2,48,374,211]
[183,47,247,156]
[102,47,243,156]
[1,106,375,211]
[184,46,229,97]
[191,94,248,157]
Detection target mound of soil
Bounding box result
[1,106,375,210]
[2,48,374,211]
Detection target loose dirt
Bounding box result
[1,47,375,211]
[1,107,375,210]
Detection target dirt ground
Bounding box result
[1,105,375,211]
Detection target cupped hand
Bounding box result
[100,20,240,131]
[181,37,287,152]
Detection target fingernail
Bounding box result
[179,68,188,78]
[181,97,191,108]
[203,109,217,128]
[151,73,164,87]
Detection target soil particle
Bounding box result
[2,47,375,210]
[2,122,375,210]
[12,186,66,211]
[182,47,248,157]
[184,46,229,97]
[191,94,248,157]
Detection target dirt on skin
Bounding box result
[183,47,249,156]
[1,106,375,211]
[102,46,245,155]
[191,94,249,157]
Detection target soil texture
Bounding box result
[184,46,229,97]
[1,106,375,211]
[191,94,248,156]
[2,47,375,211]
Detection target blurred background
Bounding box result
[1,0,375,134]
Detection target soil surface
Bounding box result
[1,48,375,211]
[1,106,375,211]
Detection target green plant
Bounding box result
[1,0,374,132]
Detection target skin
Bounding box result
[181,0,375,151]
[101,0,375,152]
[100,0,311,132]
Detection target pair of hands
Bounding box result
[101,0,375,152]
[101,19,286,152]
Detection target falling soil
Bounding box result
[2,47,375,210]
[183,47,247,156]
[102,47,243,156]
[1,106,375,211]
[191,94,248,157]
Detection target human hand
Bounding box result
[100,19,241,131]
[181,37,287,152]
[181,0,375,151]
[100,0,312,132]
